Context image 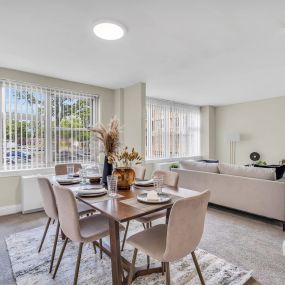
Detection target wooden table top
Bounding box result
[77,185,200,222]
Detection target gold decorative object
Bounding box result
[109,147,143,190]
[112,167,135,190]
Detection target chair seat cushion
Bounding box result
[127,224,167,261]
[135,210,167,223]
[79,214,125,242]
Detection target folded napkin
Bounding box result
[147,190,159,201]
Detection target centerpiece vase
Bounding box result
[112,166,135,190]
[102,156,113,185]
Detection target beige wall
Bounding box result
[0,68,115,209]
[123,83,146,155]
[215,96,285,165]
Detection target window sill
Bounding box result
[145,156,202,164]
[0,167,55,177]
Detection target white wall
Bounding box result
[201,106,216,159]
[215,96,285,165]
[0,67,115,212]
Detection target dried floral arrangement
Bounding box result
[108,146,143,167]
[89,117,120,156]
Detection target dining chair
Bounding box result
[132,165,146,180]
[127,190,210,285]
[55,163,82,176]
[52,184,125,285]
[37,176,60,273]
[121,170,179,251]
[37,176,96,274]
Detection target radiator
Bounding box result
[21,175,43,213]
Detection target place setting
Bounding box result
[135,175,172,204]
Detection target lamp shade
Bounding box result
[225,132,240,142]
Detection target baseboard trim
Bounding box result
[0,204,22,216]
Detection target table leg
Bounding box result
[109,218,123,285]
[166,208,171,224]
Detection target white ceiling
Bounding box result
[1,0,285,106]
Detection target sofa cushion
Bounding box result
[218,163,276,181]
[180,160,219,173]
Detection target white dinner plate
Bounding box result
[137,192,171,204]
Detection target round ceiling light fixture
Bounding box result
[93,21,126,40]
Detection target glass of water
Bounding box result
[107,175,118,197]
[80,168,87,184]
[67,164,74,177]
[153,175,164,194]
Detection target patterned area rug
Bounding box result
[6,221,252,285]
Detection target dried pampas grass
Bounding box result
[89,117,120,156]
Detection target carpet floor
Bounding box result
[0,206,284,285]
[5,221,252,285]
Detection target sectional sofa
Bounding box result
[172,160,285,230]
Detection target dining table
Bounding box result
[51,176,200,285]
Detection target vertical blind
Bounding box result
[0,79,98,170]
[146,97,200,160]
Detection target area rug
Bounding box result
[5,221,252,285]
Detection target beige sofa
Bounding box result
[172,161,285,229]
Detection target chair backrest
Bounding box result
[133,165,146,180]
[37,176,58,220]
[152,170,179,187]
[163,190,210,262]
[53,185,81,242]
[55,163,82,175]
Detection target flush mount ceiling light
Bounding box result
[93,21,126,40]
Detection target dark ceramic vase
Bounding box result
[102,156,113,185]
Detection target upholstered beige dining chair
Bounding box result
[37,176,96,274]
[55,163,82,175]
[132,165,146,180]
[38,176,60,273]
[52,185,125,285]
[127,190,210,285]
[121,170,179,251]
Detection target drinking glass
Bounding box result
[80,168,87,184]
[107,175,118,197]
[67,164,74,177]
[153,175,164,194]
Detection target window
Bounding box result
[0,79,98,171]
[146,97,200,160]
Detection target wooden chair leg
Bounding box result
[73,243,83,285]
[92,241,97,254]
[161,262,164,275]
[99,239,103,259]
[191,251,205,285]
[127,248,138,285]
[49,220,60,273]
[121,221,130,251]
[165,262,170,285]
[38,217,51,252]
[52,238,69,279]
[142,223,146,230]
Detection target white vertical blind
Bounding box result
[146,97,200,160]
[0,79,99,171]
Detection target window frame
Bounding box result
[0,79,99,172]
[145,97,201,161]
